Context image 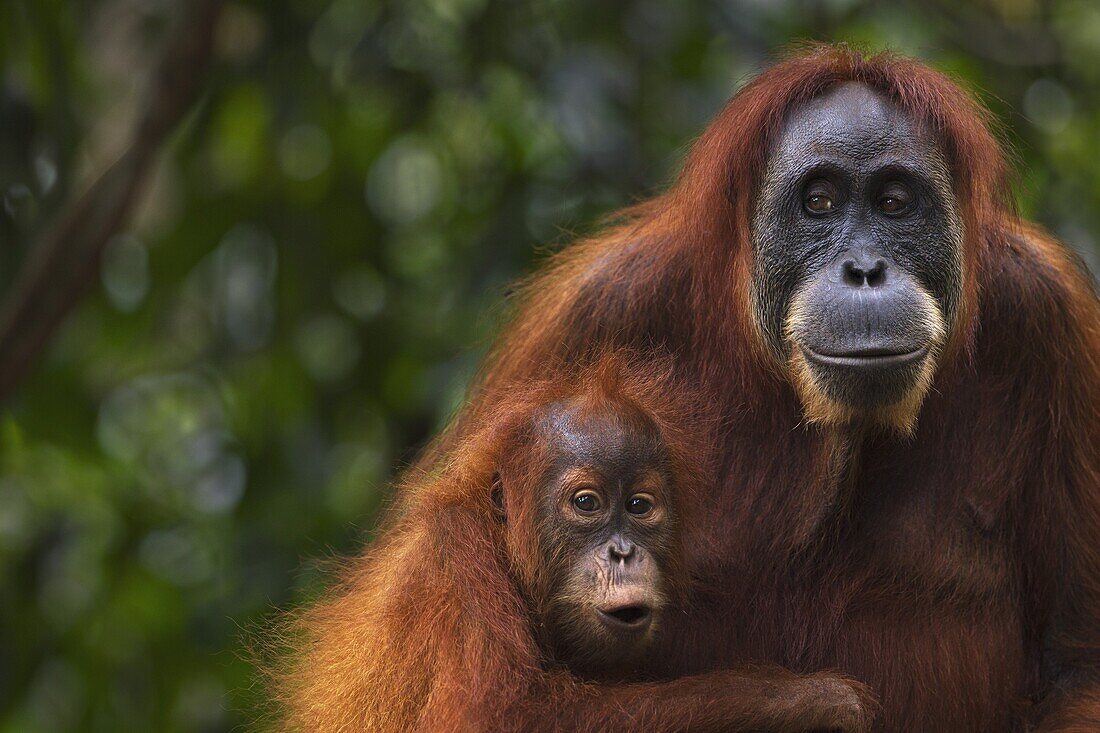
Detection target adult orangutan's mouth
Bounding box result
[803,346,928,370]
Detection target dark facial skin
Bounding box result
[527,401,677,679]
[751,82,963,416]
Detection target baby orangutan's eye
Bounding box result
[626,494,655,516]
[571,490,601,514]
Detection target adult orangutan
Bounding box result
[275,46,1100,731]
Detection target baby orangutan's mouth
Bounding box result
[597,604,652,630]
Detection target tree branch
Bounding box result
[0,0,223,403]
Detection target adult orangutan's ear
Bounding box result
[490,472,506,523]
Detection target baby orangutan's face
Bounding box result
[530,401,678,679]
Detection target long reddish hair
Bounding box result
[267,46,1100,732]
[453,45,1014,445]
[670,44,1010,360]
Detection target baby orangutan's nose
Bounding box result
[605,535,636,564]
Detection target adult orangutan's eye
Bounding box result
[805,193,833,212]
[803,179,836,214]
[878,182,913,215]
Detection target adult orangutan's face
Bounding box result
[751,81,963,432]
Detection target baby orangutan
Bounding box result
[273,355,877,731]
[493,390,683,680]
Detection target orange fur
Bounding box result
[267,353,877,731]
[270,46,1100,732]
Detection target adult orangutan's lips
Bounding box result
[803,346,929,370]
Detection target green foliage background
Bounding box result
[1,1,1098,730]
